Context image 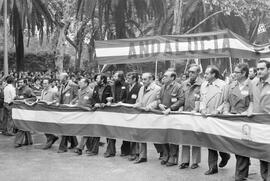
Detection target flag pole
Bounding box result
[155,60,158,78]
[4,0,8,76]
[229,57,233,74]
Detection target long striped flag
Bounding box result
[12,101,270,162]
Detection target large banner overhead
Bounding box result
[95,29,270,65]
[12,101,270,162]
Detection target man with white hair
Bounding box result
[133,72,160,164]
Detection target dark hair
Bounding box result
[34,77,41,83]
[208,65,220,79]
[236,63,249,78]
[127,72,139,82]
[6,76,14,84]
[258,60,270,69]
[116,71,125,82]
[170,71,177,80]
[96,73,107,84]
[249,67,257,75]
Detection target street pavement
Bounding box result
[0,133,262,181]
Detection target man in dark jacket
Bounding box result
[14,78,36,147]
[57,73,78,153]
[87,74,112,156]
[104,71,129,158]
[121,72,142,159]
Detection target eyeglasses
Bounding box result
[234,71,241,74]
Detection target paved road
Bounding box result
[0,133,262,181]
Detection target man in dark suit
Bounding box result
[57,73,78,153]
[87,74,112,156]
[121,72,142,159]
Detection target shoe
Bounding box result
[166,162,177,167]
[14,144,22,148]
[43,137,58,150]
[120,153,128,157]
[57,149,67,153]
[134,158,147,164]
[74,148,82,155]
[219,155,230,168]
[191,163,199,169]
[204,168,218,175]
[128,155,137,161]
[68,145,77,149]
[104,152,115,158]
[159,152,163,160]
[160,160,167,165]
[179,163,189,169]
[87,152,98,156]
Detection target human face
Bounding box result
[142,74,151,87]
[113,73,119,81]
[42,80,50,89]
[96,75,101,84]
[257,62,270,80]
[163,71,173,85]
[126,75,135,85]
[17,80,24,88]
[79,79,87,89]
[249,68,256,79]
[181,74,187,81]
[189,66,199,81]
[234,67,245,81]
[204,68,214,82]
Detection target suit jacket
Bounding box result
[223,80,250,114]
[77,86,93,107]
[92,84,112,104]
[157,81,184,111]
[126,82,142,104]
[111,81,129,103]
[17,86,36,100]
[59,81,78,104]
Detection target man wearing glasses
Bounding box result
[179,64,202,170]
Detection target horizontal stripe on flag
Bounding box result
[96,38,255,58]
[12,107,270,144]
[12,119,270,162]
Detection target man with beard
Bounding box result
[107,71,129,157]
[223,63,251,181]
[57,73,78,153]
[248,60,270,181]
[87,74,112,156]
[156,70,184,167]
[179,64,202,170]
[200,66,231,175]
[14,79,36,148]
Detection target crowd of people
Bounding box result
[0,60,269,181]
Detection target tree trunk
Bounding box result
[55,26,67,73]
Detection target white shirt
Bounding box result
[4,84,16,104]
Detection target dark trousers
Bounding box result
[162,144,179,164]
[235,155,250,181]
[208,149,230,169]
[14,130,33,145]
[105,138,116,155]
[130,142,139,156]
[154,143,163,154]
[45,133,58,143]
[78,136,93,151]
[88,137,100,154]
[58,136,78,151]
[121,141,131,155]
[3,103,15,134]
[260,160,270,181]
